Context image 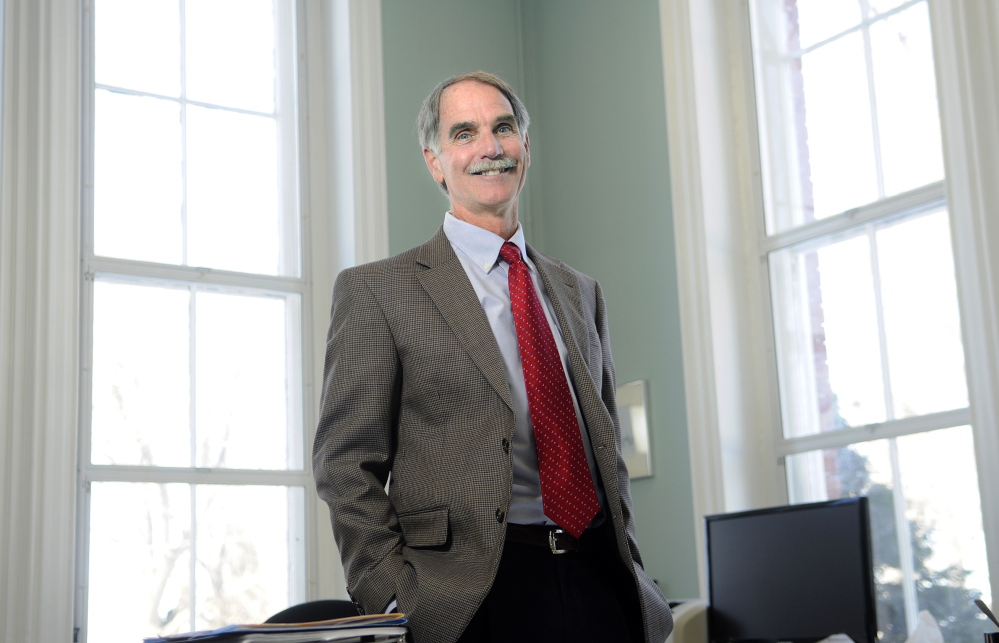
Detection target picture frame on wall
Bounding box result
[616,380,652,478]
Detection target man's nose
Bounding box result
[480,131,503,158]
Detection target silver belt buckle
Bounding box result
[548,528,570,554]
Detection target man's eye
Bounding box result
[456,132,472,141]
[497,125,513,134]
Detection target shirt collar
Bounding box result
[443,212,528,274]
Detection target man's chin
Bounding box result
[452,195,520,218]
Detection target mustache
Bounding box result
[467,157,518,175]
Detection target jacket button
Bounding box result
[501,438,510,453]
[495,508,505,523]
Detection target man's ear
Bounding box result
[423,148,445,184]
[524,133,531,169]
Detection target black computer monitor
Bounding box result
[705,497,877,643]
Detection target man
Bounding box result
[313,71,672,643]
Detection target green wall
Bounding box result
[381,0,698,599]
[381,0,527,253]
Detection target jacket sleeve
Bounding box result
[312,267,404,614]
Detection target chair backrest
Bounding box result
[265,599,360,624]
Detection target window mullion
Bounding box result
[77,4,97,637]
[275,1,299,277]
[759,182,945,253]
[82,465,311,486]
[189,284,197,468]
[188,483,197,633]
[285,298,304,469]
[87,258,308,293]
[859,8,887,199]
[775,407,972,456]
[179,0,189,267]
[793,0,925,57]
[888,437,920,635]
[868,224,896,421]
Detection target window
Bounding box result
[80,2,308,641]
[1,0,380,638]
[660,1,999,642]
[751,2,989,640]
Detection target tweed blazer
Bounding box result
[313,228,672,643]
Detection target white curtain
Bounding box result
[0,0,81,640]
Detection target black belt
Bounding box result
[505,523,601,554]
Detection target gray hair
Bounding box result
[417,71,531,156]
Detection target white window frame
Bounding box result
[78,3,310,634]
[0,0,387,640]
[658,0,999,605]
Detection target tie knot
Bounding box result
[499,242,522,266]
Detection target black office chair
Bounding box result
[265,599,360,623]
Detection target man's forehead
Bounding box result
[440,80,514,122]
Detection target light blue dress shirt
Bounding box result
[442,213,606,526]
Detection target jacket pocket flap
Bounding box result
[398,507,449,548]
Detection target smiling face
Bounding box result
[423,80,530,225]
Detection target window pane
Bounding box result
[87,482,191,643]
[877,211,968,418]
[88,482,305,643]
[186,0,276,113]
[769,210,967,437]
[193,485,306,628]
[897,429,991,628]
[771,232,886,437]
[95,0,180,96]
[94,90,183,264]
[186,105,281,274]
[786,427,992,643]
[799,32,879,220]
[867,0,911,19]
[786,441,907,641]
[754,1,943,235]
[794,0,862,50]
[91,279,190,466]
[870,3,944,198]
[196,291,301,470]
[92,1,297,276]
[91,281,302,470]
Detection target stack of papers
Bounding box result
[143,613,408,643]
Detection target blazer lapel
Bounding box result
[528,245,601,405]
[530,247,619,474]
[416,229,514,411]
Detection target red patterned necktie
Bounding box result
[499,241,600,539]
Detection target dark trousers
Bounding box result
[456,523,645,643]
